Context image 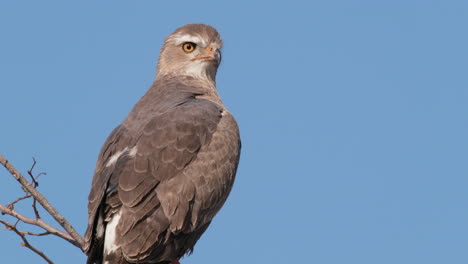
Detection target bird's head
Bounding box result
[156,24,223,82]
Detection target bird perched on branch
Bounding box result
[84,24,241,264]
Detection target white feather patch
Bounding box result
[96,214,104,239]
[173,34,207,47]
[129,146,137,157]
[104,210,121,255]
[105,147,128,167]
[183,60,209,79]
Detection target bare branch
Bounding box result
[0,154,85,250]
[0,219,54,264]
[0,204,79,247]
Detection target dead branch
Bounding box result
[0,154,86,263]
[0,204,78,246]
[0,154,85,249]
[0,219,54,264]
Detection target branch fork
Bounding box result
[0,154,85,263]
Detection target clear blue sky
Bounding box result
[1,1,467,263]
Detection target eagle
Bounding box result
[84,24,241,264]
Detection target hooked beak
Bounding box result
[191,44,221,64]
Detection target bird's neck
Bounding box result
[155,74,216,92]
[150,74,222,104]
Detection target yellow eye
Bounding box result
[182,42,196,53]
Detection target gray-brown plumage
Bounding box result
[84,24,241,264]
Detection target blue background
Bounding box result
[1,1,467,263]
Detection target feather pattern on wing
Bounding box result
[85,76,240,264]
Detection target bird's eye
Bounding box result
[182,42,196,53]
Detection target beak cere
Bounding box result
[191,44,220,64]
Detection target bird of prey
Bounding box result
[84,24,241,264]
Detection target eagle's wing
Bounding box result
[84,124,134,261]
[116,98,223,261]
[85,98,240,263]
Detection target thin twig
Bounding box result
[35,172,47,181]
[0,154,85,250]
[32,198,41,219]
[26,158,43,219]
[7,194,32,210]
[20,230,51,236]
[27,157,39,188]
[0,219,54,264]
